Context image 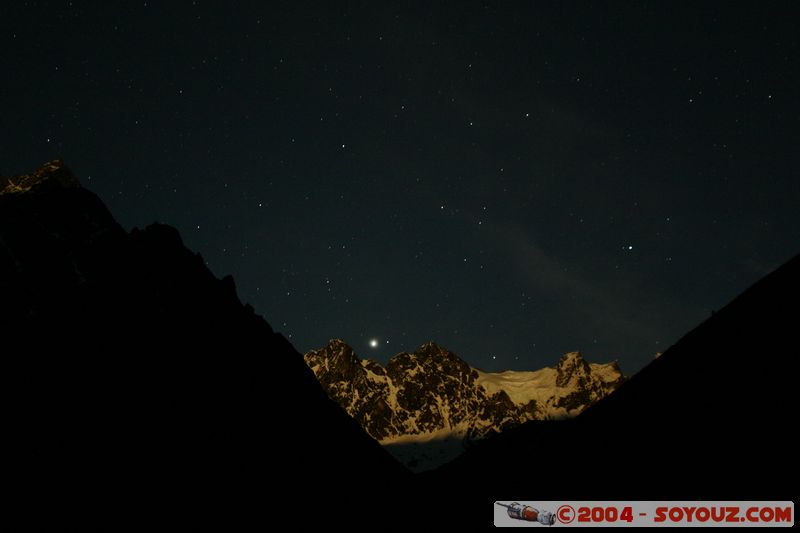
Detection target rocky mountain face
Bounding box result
[2,161,408,525]
[1,160,81,194]
[9,160,792,527]
[304,340,625,443]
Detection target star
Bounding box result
[5,0,788,385]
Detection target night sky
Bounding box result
[3,2,798,373]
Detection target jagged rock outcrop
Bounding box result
[0,159,81,194]
[305,340,625,442]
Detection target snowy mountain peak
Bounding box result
[555,351,591,387]
[558,350,584,364]
[306,338,361,378]
[326,338,348,348]
[304,340,625,470]
[418,340,445,352]
[386,342,471,376]
[0,160,81,195]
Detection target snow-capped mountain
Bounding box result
[304,340,625,454]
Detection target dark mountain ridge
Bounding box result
[4,161,795,527]
[424,250,798,521]
[2,161,408,524]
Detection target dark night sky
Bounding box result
[3,2,798,373]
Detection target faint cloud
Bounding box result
[492,221,695,359]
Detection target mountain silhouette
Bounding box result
[3,161,795,527]
[2,161,408,524]
[423,251,798,523]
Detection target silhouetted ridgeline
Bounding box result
[2,161,408,525]
[425,252,798,518]
[3,161,795,527]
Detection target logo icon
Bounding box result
[495,502,556,526]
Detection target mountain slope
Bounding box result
[6,161,794,527]
[2,161,408,524]
[305,340,624,446]
[475,351,624,417]
[423,252,799,524]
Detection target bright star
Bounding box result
[369,339,379,348]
